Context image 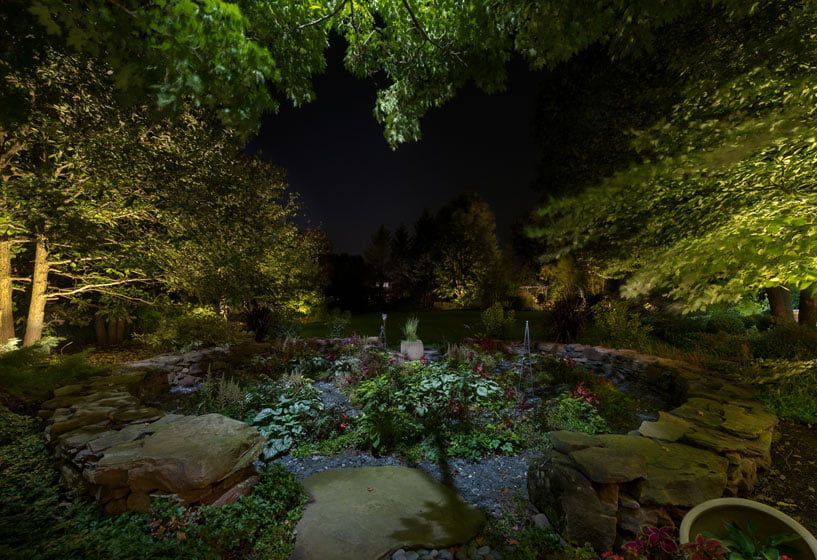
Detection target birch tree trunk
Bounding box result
[23,236,49,346]
[0,239,14,344]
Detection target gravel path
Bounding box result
[275,449,539,516]
[313,381,361,417]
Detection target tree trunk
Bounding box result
[799,286,817,328]
[766,287,794,324]
[23,236,49,346]
[0,240,14,344]
[108,317,126,345]
[95,315,109,346]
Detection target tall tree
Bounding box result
[3,49,325,344]
[433,194,501,307]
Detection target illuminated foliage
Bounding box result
[9,0,762,146]
[529,2,817,311]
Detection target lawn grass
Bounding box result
[300,309,552,348]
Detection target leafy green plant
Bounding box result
[329,355,361,379]
[353,361,503,454]
[325,309,351,338]
[249,384,342,460]
[447,424,519,460]
[402,316,420,341]
[288,354,331,380]
[706,521,800,560]
[480,302,516,339]
[541,393,609,434]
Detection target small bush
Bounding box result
[593,380,638,432]
[532,355,583,386]
[325,309,351,338]
[750,323,817,360]
[589,299,653,351]
[480,302,516,339]
[245,304,301,341]
[706,309,746,335]
[541,393,609,434]
[134,307,242,351]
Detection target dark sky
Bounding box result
[248,44,544,255]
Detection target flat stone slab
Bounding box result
[549,430,603,454]
[570,446,648,483]
[292,466,484,560]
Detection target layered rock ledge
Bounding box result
[40,369,264,513]
[528,344,778,550]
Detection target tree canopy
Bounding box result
[528,1,817,312]
[9,0,763,146]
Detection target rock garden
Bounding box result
[4,4,817,558]
[7,301,816,560]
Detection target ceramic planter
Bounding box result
[679,498,817,560]
[400,340,424,361]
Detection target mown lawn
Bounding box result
[299,309,552,348]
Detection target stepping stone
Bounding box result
[291,466,484,560]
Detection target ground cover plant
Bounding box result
[0,405,306,560]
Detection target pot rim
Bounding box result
[679,497,817,555]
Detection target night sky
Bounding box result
[248,43,544,255]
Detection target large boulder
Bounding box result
[291,466,484,560]
[88,414,264,511]
[528,453,618,551]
